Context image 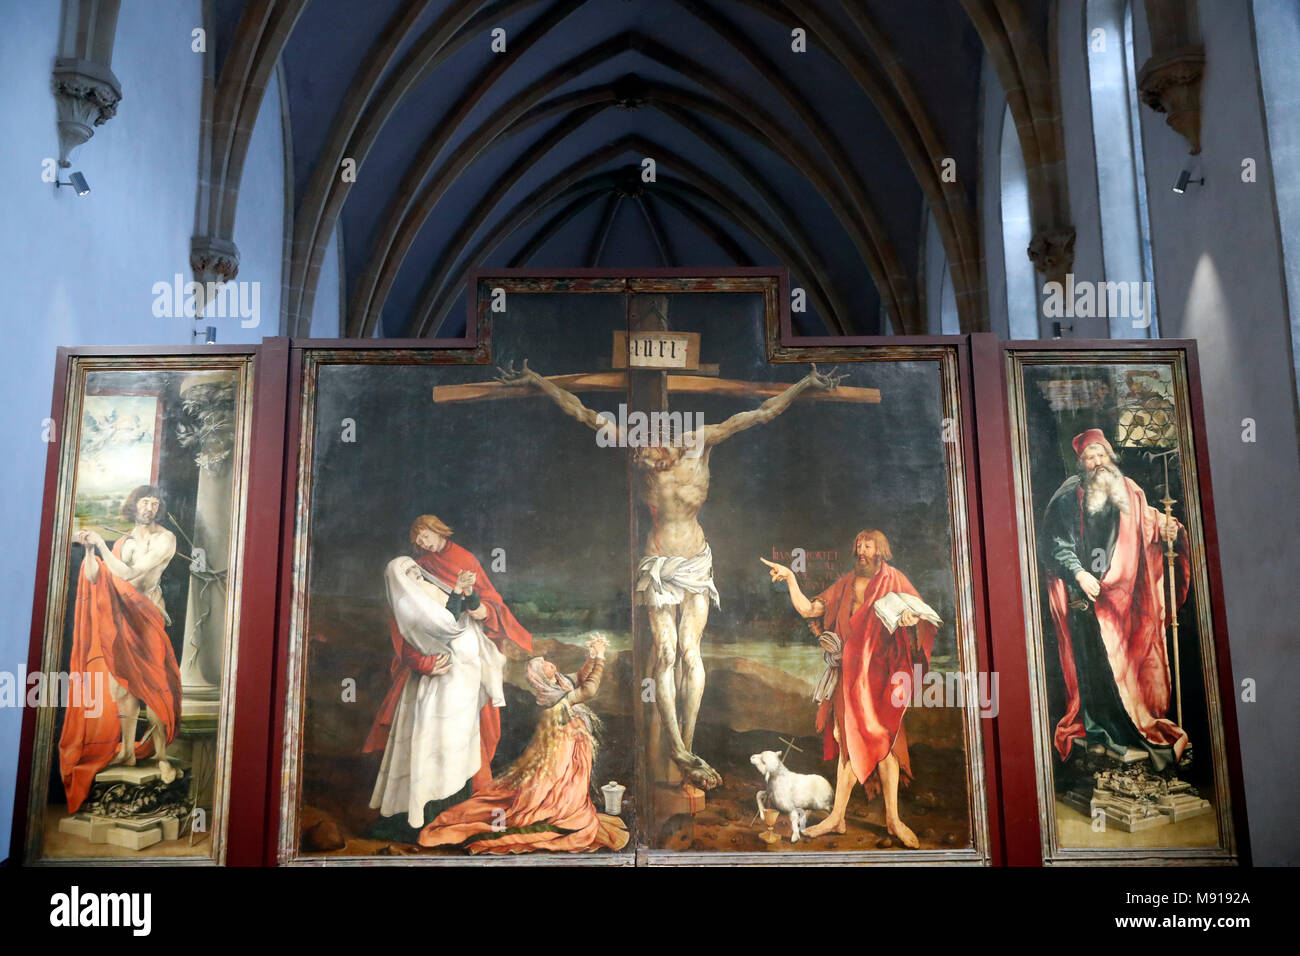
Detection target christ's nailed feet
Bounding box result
[675,752,723,790]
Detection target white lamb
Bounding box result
[750,750,834,843]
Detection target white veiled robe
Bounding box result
[370,557,507,827]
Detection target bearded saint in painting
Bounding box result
[1039,428,1190,770]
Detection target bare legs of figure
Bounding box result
[878,751,919,847]
[803,723,919,847]
[105,674,178,783]
[647,592,722,789]
[802,753,852,838]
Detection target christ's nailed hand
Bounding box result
[759,557,793,584]
[495,358,534,386]
[806,363,844,391]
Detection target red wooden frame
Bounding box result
[466,265,792,339]
[226,339,291,865]
[9,344,275,866]
[274,271,1009,865]
[9,322,1251,867]
[977,337,1251,865]
[969,333,1042,866]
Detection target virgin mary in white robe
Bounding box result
[370,556,507,827]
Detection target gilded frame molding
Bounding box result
[22,353,255,866]
[1005,347,1238,865]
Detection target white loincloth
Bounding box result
[635,544,721,610]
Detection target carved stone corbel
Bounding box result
[1027,227,1077,277]
[51,57,121,167]
[190,236,241,284]
[1138,47,1205,155]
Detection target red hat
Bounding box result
[1072,428,1115,459]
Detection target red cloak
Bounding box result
[814,563,936,798]
[364,542,532,793]
[1047,476,1190,761]
[59,540,181,814]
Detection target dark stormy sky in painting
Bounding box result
[305,292,963,655]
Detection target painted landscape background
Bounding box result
[297,292,975,855]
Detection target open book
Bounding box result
[873,591,942,632]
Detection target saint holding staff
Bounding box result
[1040,429,1189,769]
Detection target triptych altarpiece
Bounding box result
[12,271,1248,866]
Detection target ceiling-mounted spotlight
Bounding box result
[55,171,91,196]
[1172,169,1204,194]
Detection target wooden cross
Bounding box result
[430,295,882,406]
[430,292,880,793]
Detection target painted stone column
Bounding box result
[176,371,238,714]
[175,370,238,819]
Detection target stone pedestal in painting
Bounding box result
[58,760,192,851]
[1062,742,1212,833]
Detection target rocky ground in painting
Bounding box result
[297,594,972,857]
[655,727,972,853]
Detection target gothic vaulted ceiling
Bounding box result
[208,1,1047,338]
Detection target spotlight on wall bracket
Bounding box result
[193,325,216,345]
[1172,169,1204,194]
[1051,321,1074,339]
[54,171,91,196]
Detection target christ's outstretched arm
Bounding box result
[495,360,626,444]
[694,364,842,447]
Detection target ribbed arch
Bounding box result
[198,1,1054,340]
[406,135,848,338]
[351,63,893,337]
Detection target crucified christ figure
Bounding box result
[496,360,842,790]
